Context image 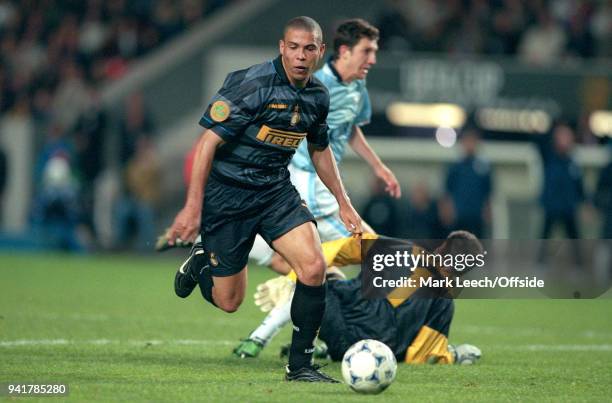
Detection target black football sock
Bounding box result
[288,280,326,371]
[196,257,217,307]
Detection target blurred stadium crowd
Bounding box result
[377,0,612,63]
[0,0,610,253]
[0,0,233,251]
[0,0,231,117]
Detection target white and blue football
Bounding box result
[341,339,397,394]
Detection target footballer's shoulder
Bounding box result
[310,76,330,115]
[221,61,276,101]
[314,63,340,86]
[308,75,330,104]
[309,74,328,92]
[243,59,277,83]
[224,60,275,87]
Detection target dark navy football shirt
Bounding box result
[199,55,330,188]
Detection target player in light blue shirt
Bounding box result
[291,62,372,174]
[286,59,378,232]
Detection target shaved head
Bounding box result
[283,16,323,44]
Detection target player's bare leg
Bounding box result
[273,222,325,285]
[272,222,338,382]
[211,270,247,313]
[260,218,373,275]
[173,240,247,313]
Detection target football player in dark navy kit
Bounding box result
[165,16,362,383]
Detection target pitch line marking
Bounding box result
[0,339,235,347]
[2,339,612,352]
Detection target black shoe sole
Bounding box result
[285,375,340,383]
[285,368,339,383]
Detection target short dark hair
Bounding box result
[441,230,484,275]
[333,18,379,60]
[283,16,323,44]
[444,230,483,253]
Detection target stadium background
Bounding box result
[0,0,611,248]
[0,1,611,401]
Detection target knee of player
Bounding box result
[216,297,243,313]
[298,255,326,285]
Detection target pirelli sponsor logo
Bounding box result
[255,125,306,149]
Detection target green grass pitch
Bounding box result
[1,253,611,402]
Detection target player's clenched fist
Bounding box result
[166,205,201,245]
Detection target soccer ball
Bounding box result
[341,339,397,394]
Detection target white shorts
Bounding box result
[249,164,351,266]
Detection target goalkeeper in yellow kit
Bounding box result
[235,231,483,365]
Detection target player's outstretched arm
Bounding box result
[166,129,225,244]
[309,144,362,234]
[349,126,401,198]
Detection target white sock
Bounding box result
[248,235,274,266]
[249,299,292,345]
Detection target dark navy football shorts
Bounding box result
[200,175,316,277]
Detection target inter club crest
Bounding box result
[290,105,301,126]
[209,252,219,267]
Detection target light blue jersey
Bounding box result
[291,61,371,172]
